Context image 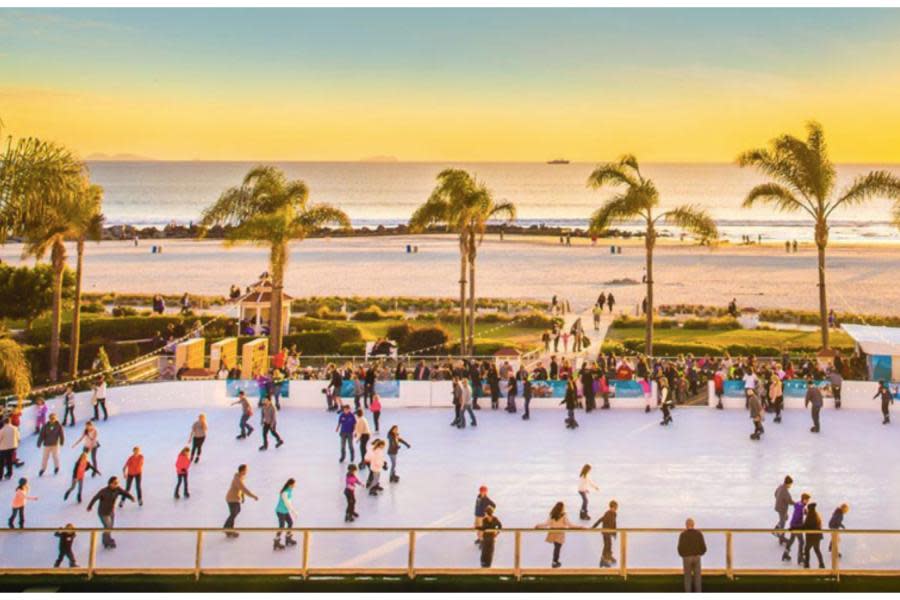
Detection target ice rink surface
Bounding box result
[2,402,899,572]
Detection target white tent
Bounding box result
[841,324,900,356]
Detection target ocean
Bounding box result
[86,161,900,244]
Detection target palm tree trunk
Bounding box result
[468,244,476,355]
[49,238,66,382]
[69,238,85,378]
[458,235,468,356]
[815,219,830,350]
[268,241,287,355]
[645,229,655,358]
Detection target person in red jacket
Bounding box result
[63,449,98,504]
[174,447,191,499]
[121,447,144,507]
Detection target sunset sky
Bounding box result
[2,8,900,162]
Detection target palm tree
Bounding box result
[738,122,900,349]
[587,155,717,357]
[201,166,351,353]
[68,183,105,378]
[464,190,516,353]
[0,338,31,409]
[409,169,501,355]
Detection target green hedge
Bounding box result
[338,341,367,356]
[351,305,405,321]
[612,315,678,329]
[24,315,231,345]
[399,325,449,354]
[616,337,854,357]
[682,317,740,331]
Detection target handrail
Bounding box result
[0,525,896,581]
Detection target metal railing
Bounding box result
[2,526,898,581]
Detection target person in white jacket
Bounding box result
[0,418,20,480]
[364,439,386,496]
[353,409,371,471]
[578,464,600,520]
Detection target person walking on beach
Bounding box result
[578,464,600,520]
[804,379,823,433]
[773,476,794,546]
[592,500,619,567]
[273,479,298,550]
[606,293,616,313]
[62,386,76,427]
[561,379,579,429]
[63,449,98,503]
[479,505,502,568]
[536,501,583,568]
[592,303,602,332]
[87,476,135,549]
[354,409,371,470]
[336,405,357,463]
[224,464,258,538]
[232,391,254,440]
[875,381,894,424]
[188,414,208,463]
[364,439,386,496]
[677,518,707,593]
[37,413,65,476]
[173,447,191,499]
[0,417,20,480]
[121,446,143,507]
[72,421,100,475]
[386,425,411,483]
[91,377,108,422]
[749,389,765,440]
[783,493,810,563]
[259,398,283,451]
[474,486,496,546]
[802,502,826,569]
[54,523,78,568]
[344,465,363,522]
[8,478,37,528]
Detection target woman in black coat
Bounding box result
[803,502,825,569]
[561,379,579,429]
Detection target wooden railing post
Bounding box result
[87,531,98,580]
[831,531,840,581]
[302,531,311,579]
[407,531,416,579]
[514,531,522,580]
[725,531,734,580]
[194,530,204,580]
[619,531,628,580]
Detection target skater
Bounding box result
[174,447,191,499]
[773,476,794,545]
[479,505,502,568]
[875,381,894,424]
[828,503,849,556]
[460,379,477,428]
[592,499,619,567]
[804,379,823,433]
[121,446,144,507]
[536,501,582,568]
[336,405,356,463]
[232,390,255,440]
[273,479,299,549]
[370,393,382,432]
[188,414,208,463]
[91,376,108,422]
[344,465,363,522]
[0,417,20,480]
[488,366,501,410]
[659,377,673,426]
[62,386,76,427]
[561,379,579,429]
[224,464,259,538]
[749,389,765,440]
[63,449,98,503]
[364,439,386,496]
[451,375,463,427]
[37,412,65,476]
[783,493,810,563]
[86,476,135,549]
[828,368,843,409]
[474,485,496,545]
[386,425,411,483]
[802,502,825,569]
[54,523,78,568]
[505,374,517,413]
[522,375,533,420]
[577,464,600,520]
[677,518,707,593]
[33,397,48,434]
[598,372,611,410]
[259,398,283,451]
[353,408,371,470]
[8,477,37,528]
[72,421,100,475]
[713,367,725,410]
[770,375,784,423]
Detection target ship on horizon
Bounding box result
[546,158,570,164]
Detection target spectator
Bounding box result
[677,518,707,593]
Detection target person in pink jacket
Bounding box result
[174,447,191,499]
[9,477,38,528]
[33,397,49,435]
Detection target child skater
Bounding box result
[274,478,298,550]
[386,425,411,483]
[72,421,100,475]
[62,386,77,428]
[174,447,191,499]
[54,523,78,568]
[577,464,600,520]
[63,448,98,504]
[364,439,386,496]
[9,477,37,528]
[536,501,584,568]
[370,393,382,433]
[344,465,363,522]
[659,377,673,426]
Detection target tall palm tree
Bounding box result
[738,122,900,350]
[588,155,717,357]
[409,169,494,355]
[0,338,32,409]
[464,190,516,353]
[201,166,351,353]
[68,183,105,378]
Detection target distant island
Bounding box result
[546,158,570,164]
[86,153,156,162]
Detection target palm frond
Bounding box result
[586,163,639,190]
[831,171,900,217]
[409,196,450,232]
[741,182,813,217]
[0,338,31,399]
[661,205,719,240]
[296,203,351,233]
[588,188,650,234]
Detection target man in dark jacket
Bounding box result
[804,380,823,433]
[479,505,502,568]
[363,365,376,407]
[37,413,65,476]
[86,477,135,548]
[773,476,794,545]
[828,503,849,557]
[677,518,707,593]
[592,499,618,567]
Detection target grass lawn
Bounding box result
[606,326,854,351]
[352,318,544,350]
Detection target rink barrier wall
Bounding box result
[0,526,894,581]
[706,380,883,410]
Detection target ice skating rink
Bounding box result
[2,401,899,573]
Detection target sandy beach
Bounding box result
[2,233,897,317]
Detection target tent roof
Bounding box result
[841,324,900,356]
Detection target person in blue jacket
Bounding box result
[474,486,496,546]
[336,405,357,463]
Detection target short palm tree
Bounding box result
[68,183,105,377]
[588,155,717,357]
[201,166,351,353]
[0,338,32,408]
[739,122,900,350]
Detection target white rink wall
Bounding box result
[707,380,883,410]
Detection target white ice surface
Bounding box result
[2,404,899,572]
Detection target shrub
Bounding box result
[386,323,414,346]
[338,341,367,356]
[25,315,227,345]
[351,304,404,321]
[600,341,626,355]
[512,311,558,329]
[80,301,106,314]
[682,316,740,331]
[476,312,513,324]
[111,305,139,317]
[313,305,348,320]
[281,332,342,355]
[399,325,449,354]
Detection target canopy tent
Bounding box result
[841,324,900,356]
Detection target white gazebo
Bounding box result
[238,277,292,336]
